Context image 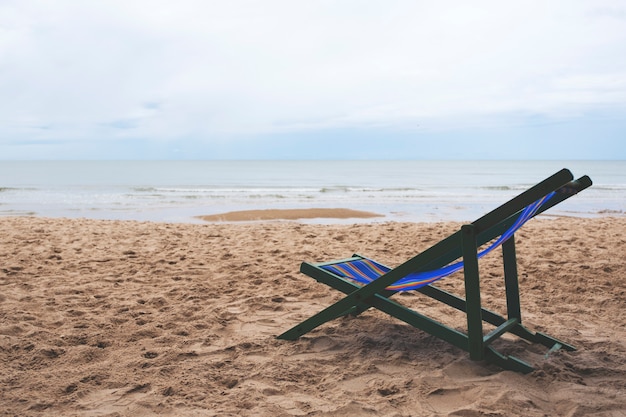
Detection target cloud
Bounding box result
[0,0,625,158]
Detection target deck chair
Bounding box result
[278,169,592,373]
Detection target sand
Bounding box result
[197,208,383,222]
[1,214,625,416]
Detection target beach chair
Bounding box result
[278,169,592,373]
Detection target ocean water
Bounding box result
[0,160,624,223]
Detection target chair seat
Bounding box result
[321,258,443,290]
[321,258,388,283]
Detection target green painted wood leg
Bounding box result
[462,224,484,361]
[502,237,522,321]
[276,294,362,340]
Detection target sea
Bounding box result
[0,160,624,224]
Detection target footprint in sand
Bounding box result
[77,384,152,416]
[425,386,483,415]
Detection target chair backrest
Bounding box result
[322,193,551,291]
[322,170,592,293]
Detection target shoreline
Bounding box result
[2,205,624,226]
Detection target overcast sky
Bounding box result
[1,1,625,160]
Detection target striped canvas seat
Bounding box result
[322,192,554,291]
[321,258,389,284]
[321,257,443,291]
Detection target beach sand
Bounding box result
[1,214,625,416]
[197,208,384,222]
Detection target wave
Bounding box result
[0,187,37,192]
[590,185,626,191]
[479,185,531,191]
[481,186,515,191]
[132,187,159,192]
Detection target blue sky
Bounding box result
[1,1,625,160]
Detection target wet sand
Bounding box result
[197,208,383,222]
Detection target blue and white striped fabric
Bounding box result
[321,193,555,291]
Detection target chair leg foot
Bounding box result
[535,331,576,352]
[484,346,534,374]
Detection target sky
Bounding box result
[1,0,625,160]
